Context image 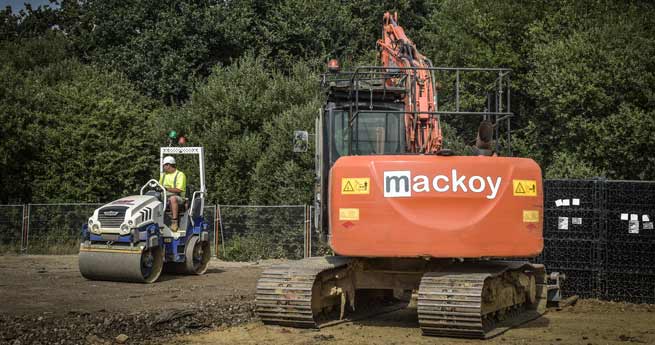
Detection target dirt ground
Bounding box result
[174,302,655,345]
[1,255,655,345]
[0,255,265,345]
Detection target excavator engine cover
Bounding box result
[329,155,543,258]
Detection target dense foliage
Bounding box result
[1,0,654,205]
[0,34,159,203]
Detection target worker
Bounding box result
[159,156,187,231]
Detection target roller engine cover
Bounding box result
[88,195,162,236]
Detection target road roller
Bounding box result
[79,146,211,283]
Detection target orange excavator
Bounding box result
[256,12,554,338]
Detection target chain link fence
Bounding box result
[26,203,101,254]
[0,203,313,260]
[217,205,308,261]
[0,205,25,253]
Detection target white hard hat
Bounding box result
[162,156,176,166]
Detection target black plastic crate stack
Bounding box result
[603,181,655,303]
[540,179,605,298]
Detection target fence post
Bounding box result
[21,204,27,253]
[217,205,226,257]
[599,177,608,300]
[304,205,307,258]
[304,205,310,258]
[214,204,220,258]
[23,204,31,254]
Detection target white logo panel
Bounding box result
[384,171,412,198]
[382,169,503,200]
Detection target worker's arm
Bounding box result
[159,174,180,193]
[167,187,183,193]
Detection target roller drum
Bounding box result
[79,246,164,283]
[161,235,211,275]
[185,236,211,275]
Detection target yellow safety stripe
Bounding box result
[79,247,143,254]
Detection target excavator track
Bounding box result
[418,261,546,339]
[256,256,352,328]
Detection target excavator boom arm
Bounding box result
[377,12,442,153]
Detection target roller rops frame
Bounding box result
[160,146,207,223]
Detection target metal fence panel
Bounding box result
[26,203,101,254]
[602,181,655,303]
[203,205,218,257]
[542,179,655,303]
[606,180,655,211]
[310,206,332,257]
[0,203,308,259]
[0,205,24,253]
[218,205,306,261]
[540,179,605,299]
[544,179,605,211]
[603,272,655,304]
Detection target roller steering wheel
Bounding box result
[141,179,168,210]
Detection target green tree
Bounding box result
[0,3,60,41]
[420,0,655,179]
[249,101,319,205]
[518,1,655,179]
[0,34,161,203]
[70,0,254,103]
[156,55,320,205]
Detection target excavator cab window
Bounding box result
[330,108,405,163]
[354,111,404,155]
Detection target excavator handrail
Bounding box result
[348,109,513,117]
[333,64,514,154]
[349,65,512,73]
[346,66,513,114]
[322,66,512,92]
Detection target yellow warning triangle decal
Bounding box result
[343,181,355,192]
[515,182,526,194]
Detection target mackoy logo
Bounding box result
[384,170,502,200]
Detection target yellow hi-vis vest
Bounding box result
[159,170,187,198]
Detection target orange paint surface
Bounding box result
[329,155,543,258]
